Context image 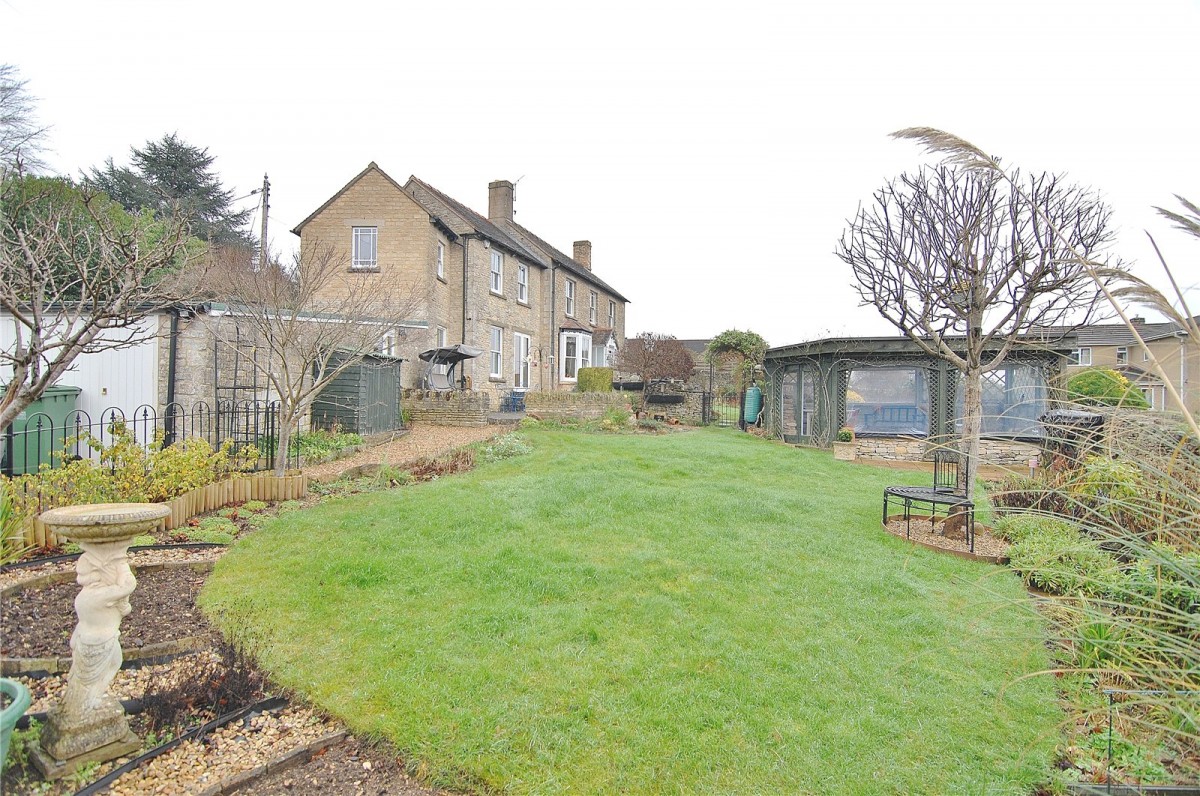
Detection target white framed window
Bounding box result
[490,251,504,294]
[517,263,528,303]
[436,241,445,279]
[1068,348,1092,366]
[352,227,377,270]
[559,331,591,381]
[514,332,531,389]
[1116,346,1128,365]
[589,291,598,324]
[565,279,576,317]
[489,326,503,378]
[608,300,616,328]
[435,326,448,374]
[377,331,396,356]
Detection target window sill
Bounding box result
[490,291,505,299]
[349,267,380,273]
[489,376,506,383]
[436,275,447,284]
[517,299,531,308]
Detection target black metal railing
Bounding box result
[2,400,297,477]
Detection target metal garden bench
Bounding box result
[883,450,976,552]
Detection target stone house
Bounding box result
[1058,316,1199,413]
[291,164,630,399]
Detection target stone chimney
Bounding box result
[488,180,514,222]
[573,240,592,271]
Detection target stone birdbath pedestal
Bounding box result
[31,502,170,780]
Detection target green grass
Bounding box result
[202,428,1060,794]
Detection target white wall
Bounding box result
[1,312,162,421]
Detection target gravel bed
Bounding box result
[884,517,1010,559]
[304,424,503,482]
[248,735,450,795]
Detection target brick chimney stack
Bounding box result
[488,180,514,222]
[573,240,592,271]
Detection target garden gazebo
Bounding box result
[762,335,1073,464]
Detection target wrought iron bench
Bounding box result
[883,450,976,552]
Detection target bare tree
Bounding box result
[616,332,696,394]
[837,164,1117,498]
[1,176,202,432]
[1,64,49,177]
[208,243,419,475]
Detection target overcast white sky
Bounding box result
[5,0,1198,348]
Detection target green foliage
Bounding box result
[1004,518,1123,596]
[261,429,362,462]
[706,329,768,384]
[242,500,268,512]
[1068,368,1150,409]
[0,480,31,565]
[636,417,664,432]
[835,426,855,442]
[131,534,157,547]
[576,367,614,392]
[186,528,235,545]
[2,427,255,531]
[86,132,253,247]
[600,403,632,432]
[477,433,533,463]
[198,516,237,533]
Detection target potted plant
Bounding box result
[833,427,856,461]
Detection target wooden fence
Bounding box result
[19,472,309,549]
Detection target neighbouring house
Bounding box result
[762,334,1074,465]
[1057,316,1198,413]
[291,164,630,399]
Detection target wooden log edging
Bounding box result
[21,473,309,548]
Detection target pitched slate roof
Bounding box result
[402,177,548,267]
[494,218,631,303]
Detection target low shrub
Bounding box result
[600,404,632,432]
[478,433,533,463]
[1005,518,1123,597]
[242,500,268,512]
[186,528,236,545]
[577,367,614,392]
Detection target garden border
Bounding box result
[1,561,216,677]
[15,473,308,549]
[882,514,1009,565]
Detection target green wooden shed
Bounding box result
[311,353,404,436]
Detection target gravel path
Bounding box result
[305,424,504,482]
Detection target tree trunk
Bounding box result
[273,413,293,477]
[960,367,983,502]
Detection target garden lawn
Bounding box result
[202,427,1060,795]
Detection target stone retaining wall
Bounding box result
[854,436,1041,466]
[524,391,633,420]
[401,390,491,427]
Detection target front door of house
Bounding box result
[514,333,531,389]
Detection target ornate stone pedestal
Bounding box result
[31,503,170,781]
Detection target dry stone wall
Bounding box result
[402,390,491,427]
[524,391,632,420]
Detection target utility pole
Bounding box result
[259,173,270,271]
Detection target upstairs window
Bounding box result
[589,291,598,324]
[565,279,576,317]
[1116,346,1128,365]
[436,241,445,279]
[608,300,616,328]
[517,263,529,303]
[1068,348,1092,366]
[490,251,504,294]
[352,227,377,270]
